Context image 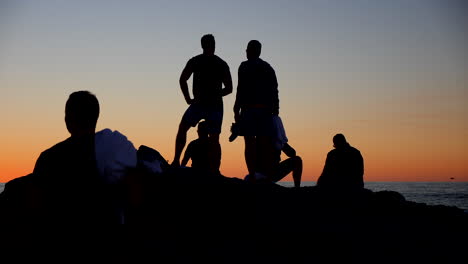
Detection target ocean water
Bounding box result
[279,181,468,212]
[1,181,467,212]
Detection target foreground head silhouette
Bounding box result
[201,34,215,55]
[246,40,261,60]
[65,91,99,137]
[333,133,348,149]
[197,120,209,139]
[317,133,364,191]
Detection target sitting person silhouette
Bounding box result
[316,133,364,190]
[244,116,302,188]
[31,90,138,224]
[181,120,221,175]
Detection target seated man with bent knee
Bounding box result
[244,116,302,188]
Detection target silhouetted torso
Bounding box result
[317,144,364,190]
[33,135,115,224]
[34,135,99,184]
[188,54,230,107]
[236,58,279,112]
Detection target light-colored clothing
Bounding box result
[272,115,288,150]
[95,128,137,184]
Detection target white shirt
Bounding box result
[273,115,288,150]
[95,128,137,184]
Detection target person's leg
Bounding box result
[205,106,223,175]
[291,156,303,188]
[171,105,200,167]
[207,133,221,175]
[171,121,191,167]
[244,136,257,178]
[271,157,293,183]
[256,135,276,178]
[272,156,302,187]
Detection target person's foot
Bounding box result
[170,160,180,168]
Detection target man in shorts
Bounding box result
[233,40,279,179]
[171,34,233,172]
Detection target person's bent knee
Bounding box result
[293,156,303,165]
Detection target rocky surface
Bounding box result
[1,168,467,263]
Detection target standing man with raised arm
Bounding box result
[171,34,233,175]
[233,40,279,179]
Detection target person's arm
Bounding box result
[181,142,193,167]
[317,152,331,186]
[269,65,279,115]
[221,64,233,97]
[233,64,244,122]
[282,143,296,158]
[179,60,194,105]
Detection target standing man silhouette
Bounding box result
[171,34,233,175]
[233,40,279,179]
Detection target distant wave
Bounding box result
[279,181,468,212]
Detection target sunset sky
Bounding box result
[1,0,467,183]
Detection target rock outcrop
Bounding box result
[1,168,467,263]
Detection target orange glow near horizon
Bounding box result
[1,1,467,183]
[2,127,468,183]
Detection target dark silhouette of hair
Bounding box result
[333,133,348,148]
[65,91,100,132]
[247,40,262,59]
[197,120,209,136]
[201,34,215,52]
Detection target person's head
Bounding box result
[246,40,261,60]
[333,133,349,149]
[65,90,100,137]
[197,120,209,139]
[201,34,215,54]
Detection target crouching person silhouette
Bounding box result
[316,133,364,191]
[243,116,302,188]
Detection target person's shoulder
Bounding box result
[327,148,338,156]
[349,146,362,155]
[33,137,72,172]
[190,54,204,60]
[260,58,275,70]
[39,137,72,157]
[187,138,199,146]
[238,60,249,69]
[214,55,228,64]
[186,54,202,65]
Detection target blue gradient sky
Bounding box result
[1,0,467,182]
